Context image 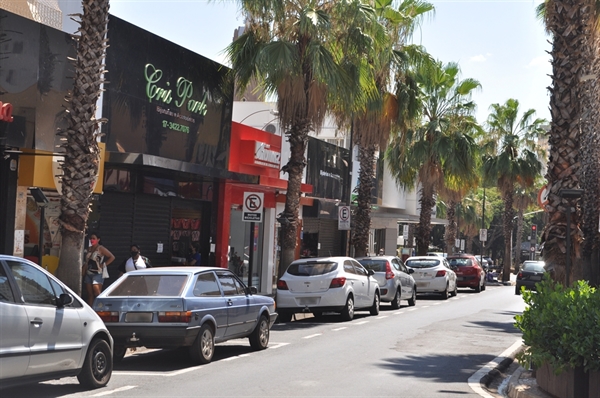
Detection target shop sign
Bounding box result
[338,206,351,230]
[0,101,14,122]
[254,142,280,169]
[243,192,264,223]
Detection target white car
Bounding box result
[276,257,380,322]
[0,255,113,389]
[405,256,457,299]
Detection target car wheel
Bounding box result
[481,277,486,291]
[190,323,214,364]
[341,295,354,321]
[515,286,521,295]
[391,289,401,309]
[77,338,112,389]
[408,288,416,307]
[440,285,449,300]
[277,311,293,323]
[249,315,270,350]
[370,293,380,315]
[112,344,126,363]
[475,281,482,293]
[451,283,458,297]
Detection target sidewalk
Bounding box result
[505,367,554,398]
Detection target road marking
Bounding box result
[421,306,430,309]
[393,311,403,315]
[92,386,137,396]
[303,333,322,339]
[432,302,442,305]
[407,308,417,312]
[354,321,369,325]
[468,339,523,398]
[376,316,388,319]
[332,327,347,331]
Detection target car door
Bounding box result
[444,259,456,290]
[190,271,228,340]
[343,260,364,306]
[6,260,83,376]
[0,261,30,380]
[216,272,255,337]
[351,260,372,308]
[392,258,408,298]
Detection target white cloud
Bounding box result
[527,56,550,69]
[470,54,487,62]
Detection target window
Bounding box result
[358,259,386,272]
[108,275,188,296]
[0,266,15,303]
[352,261,368,277]
[48,278,82,308]
[286,261,338,276]
[218,274,244,296]
[193,272,221,297]
[343,261,356,274]
[7,261,55,305]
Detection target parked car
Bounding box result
[0,255,113,389]
[405,256,457,299]
[447,254,486,292]
[515,260,546,295]
[355,256,417,308]
[426,252,446,258]
[94,267,277,364]
[276,256,380,322]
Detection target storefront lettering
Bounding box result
[254,142,280,169]
[145,64,208,117]
[0,101,14,122]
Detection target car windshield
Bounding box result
[357,259,387,272]
[286,262,338,276]
[448,258,472,267]
[522,262,545,272]
[405,259,440,268]
[108,275,188,296]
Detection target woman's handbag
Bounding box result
[102,264,109,279]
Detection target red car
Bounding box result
[446,254,486,292]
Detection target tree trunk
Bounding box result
[445,200,457,256]
[514,207,525,272]
[502,192,514,282]
[278,119,310,278]
[416,184,436,255]
[352,144,376,257]
[56,0,109,295]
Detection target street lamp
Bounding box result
[558,188,583,286]
[237,108,279,125]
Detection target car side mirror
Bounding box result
[249,286,258,295]
[407,268,414,274]
[367,269,375,276]
[57,293,73,308]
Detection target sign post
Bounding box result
[338,206,351,230]
[243,192,264,223]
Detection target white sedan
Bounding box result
[276,256,380,322]
[405,256,457,299]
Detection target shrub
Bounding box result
[514,276,600,373]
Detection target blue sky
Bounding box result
[110,0,550,125]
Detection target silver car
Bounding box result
[405,256,458,299]
[0,255,113,389]
[355,256,416,308]
[94,267,277,364]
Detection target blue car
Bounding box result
[94,267,277,364]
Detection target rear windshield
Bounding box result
[522,262,545,272]
[405,259,440,269]
[448,258,472,267]
[286,262,338,276]
[357,259,387,272]
[108,275,188,297]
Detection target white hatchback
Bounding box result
[276,257,380,322]
[405,256,458,299]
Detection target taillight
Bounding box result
[435,270,446,277]
[385,262,394,280]
[329,277,346,288]
[517,272,523,279]
[97,311,119,322]
[158,311,192,323]
[277,280,289,290]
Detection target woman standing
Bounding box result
[83,233,115,306]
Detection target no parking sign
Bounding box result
[338,206,351,230]
[243,192,264,222]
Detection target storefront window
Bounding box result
[104,169,131,192]
[229,207,264,290]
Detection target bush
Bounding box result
[514,276,600,373]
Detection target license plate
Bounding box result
[457,277,464,281]
[530,275,542,281]
[416,282,428,288]
[298,297,319,306]
[125,312,153,323]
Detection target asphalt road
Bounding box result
[3,283,525,398]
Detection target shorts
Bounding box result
[83,272,104,285]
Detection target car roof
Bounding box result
[126,266,226,275]
[291,256,356,263]
[406,256,441,261]
[355,256,397,260]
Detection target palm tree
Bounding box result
[226,0,378,276]
[512,187,538,271]
[55,0,110,294]
[386,61,480,255]
[350,0,433,257]
[482,99,545,283]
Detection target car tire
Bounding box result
[391,289,401,309]
[341,295,354,321]
[440,285,449,300]
[481,277,486,291]
[249,315,270,351]
[515,286,521,295]
[190,323,214,364]
[475,281,482,293]
[277,311,293,323]
[408,288,416,307]
[112,344,126,363]
[370,293,380,315]
[77,338,112,389]
[451,283,458,297]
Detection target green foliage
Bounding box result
[514,276,600,373]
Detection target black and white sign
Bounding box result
[243,192,264,223]
[479,228,488,242]
[338,206,351,230]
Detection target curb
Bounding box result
[469,339,523,398]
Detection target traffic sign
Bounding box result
[479,228,488,242]
[243,192,264,222]
[338,206,351,230]
[537,185,549,208]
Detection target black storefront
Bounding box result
[302,137,351,257]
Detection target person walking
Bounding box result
[83,233,115,306]
[118,244,151,275]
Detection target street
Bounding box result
[4,283,525,398]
